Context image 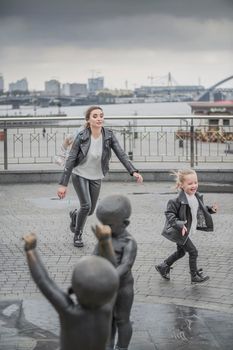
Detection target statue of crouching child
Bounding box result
[23,227,119,350]
[93,194,137,350]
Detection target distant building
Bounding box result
[62,83,87,96]
[189,100,233,133]
[134,85,205,102]
[135,85,204,96]
[0,74,4,93]
[97,88,133,97]
[45,79,60,95]
[62,83,71,96]
[9,78,28,93]
[88,77,104,93]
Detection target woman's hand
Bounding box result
[57,186,67,199]
[211,202,218,213]
[182,225,187,236]
[133,172,143,183]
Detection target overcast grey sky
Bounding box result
[1,0,233,90]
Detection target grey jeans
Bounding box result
[72,174,101,234]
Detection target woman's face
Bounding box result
[88,108,104,128]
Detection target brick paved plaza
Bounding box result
[0,181,233,349]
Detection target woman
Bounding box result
[57,106,143,248]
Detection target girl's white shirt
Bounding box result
[185,192,199,236]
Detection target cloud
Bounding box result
[1,0,232,50]
[1,6,232,51]
[1,0,233,21]
[0,0,232,89]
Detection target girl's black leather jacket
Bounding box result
[59,127,138,186]
[162,190,216,245]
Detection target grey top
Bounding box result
[73,134,104,180]
[59,127,138,186]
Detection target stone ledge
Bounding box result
[0,169,232,193]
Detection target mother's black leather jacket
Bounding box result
[59,127,138,186]
[162,190,215,245]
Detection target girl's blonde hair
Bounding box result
[63,133,74,148]
[171,169,197,189]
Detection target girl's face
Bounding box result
[180,173,198,195]
[88,108,104,128]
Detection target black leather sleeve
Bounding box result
[111,132,138,175]
[59,134,81,186]
[165,199,186,231]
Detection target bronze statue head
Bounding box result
[71,255,119,309]
[96,195,132,235]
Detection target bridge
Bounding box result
[197,75,233,101]
[0,94,80,109]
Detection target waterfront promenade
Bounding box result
[0,180,233,349]
[1,114,233,172]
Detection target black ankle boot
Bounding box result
[155,262,171,280]
[69,209,77,233]
[191,271,209,284]
[73,232,84,248]
[196,268,208,278]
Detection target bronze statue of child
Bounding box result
[23,226,119,350]
[93,194,137,350]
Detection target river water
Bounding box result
[0,101,192,118]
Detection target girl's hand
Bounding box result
[212,203,218,212]
[133,172,143,183]
[182,225,187,236]
[57,186,67,199]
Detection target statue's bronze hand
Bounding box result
[92,224,112,241]
[23,233,37,251]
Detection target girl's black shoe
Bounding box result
[155,262,171,280]
[191,272,209,284]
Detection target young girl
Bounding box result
[54,133,74,167]
[155,169,218,284]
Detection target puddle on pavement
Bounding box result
[1,300,233,349]
[26,197,77,209]
[131,192,153,195]
[0,300,58,350]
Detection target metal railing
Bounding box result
[0,115,232,170]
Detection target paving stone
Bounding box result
[0,181,233,349]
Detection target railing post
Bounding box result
[190,118,194,168]
[4,128,8,170]
[128,122,132,154]
[123,128,126,152]
[195,131,198,166]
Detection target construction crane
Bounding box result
[147,75,159,86]
[148,73,178,86]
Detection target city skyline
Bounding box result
[1,0,233,91]
[0,74,209,94]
